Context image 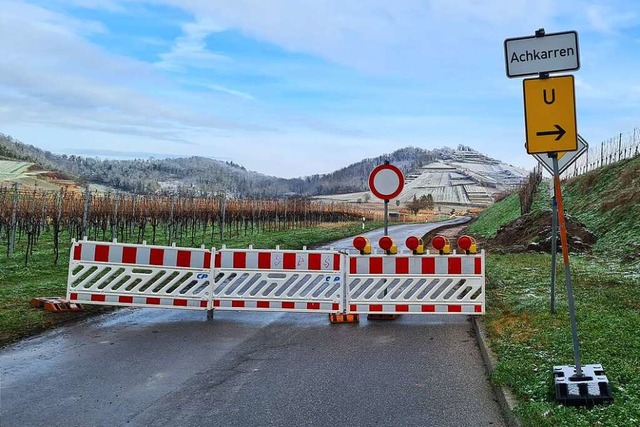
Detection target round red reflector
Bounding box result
[379,236,394,251]
[432,236,446,250]
[457,235,473,251]
[405,236,420,251]
[353,236,368,250]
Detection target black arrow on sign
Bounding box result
[536,124,566,141]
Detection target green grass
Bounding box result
[470,156,640,426]
[486,254,640,427]
[0,221,383,346]
[468,156,640,260]
[467,181,551,238]
[467,192,521,238]
[563,156,640,262]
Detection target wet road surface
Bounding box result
[1,220,505,427]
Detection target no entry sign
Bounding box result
[368,163,404,200]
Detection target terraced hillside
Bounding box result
[316,146,528,209]
[0,160,32,179]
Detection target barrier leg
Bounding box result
[329,314,360,324]
[207,309,214,321]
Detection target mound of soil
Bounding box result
[486,210,597,254]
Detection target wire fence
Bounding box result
[564,127,640,178]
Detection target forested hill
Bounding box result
[0,133,516,197]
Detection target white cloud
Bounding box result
[156,19,230,71]
[0,1,267,142]
[206,84,255,101]
[1,0,637,178]
[152,0,559,78]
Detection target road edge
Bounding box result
[471,316,522,427]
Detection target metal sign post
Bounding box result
[384,200,389,236]
[550,181,558,314]
[538,136,588,315]
[551,153,582,374]
[506,27,612,406]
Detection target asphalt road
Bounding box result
[1,220,505,427]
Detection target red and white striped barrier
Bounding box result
[213,300,340,311]
[215,250,341,271]
[349,255,483,275]
[212,248,344,314]
[72,241,212,269]
[348,303,483,314]
[346,251,485,315]
[66,240,486,318]
[67,239,214,311]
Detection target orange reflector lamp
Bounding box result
[405,236,424,254]
[379,236,397,255]
[457,235,477,254]
[353,236,371,255]
[431,235,451,254]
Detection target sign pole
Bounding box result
[552,153,583,376]
[507,28,611,405]
[550,192,558,314]
[384,200,389,236]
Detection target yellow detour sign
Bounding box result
[523,75,577,154]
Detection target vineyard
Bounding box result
[0,185,374,265]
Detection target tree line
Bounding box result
[0,133,475,197]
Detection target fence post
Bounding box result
[130,194,136,238]
[82,184,90,238]
[8,182,18,257]
[169,192,176,243]
[54,188,63,265]
[111,193,119,242]
[618,133,622,161]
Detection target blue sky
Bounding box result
[1,0,638,178]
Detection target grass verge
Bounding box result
[486,253,640,427]
[466,155,640,426]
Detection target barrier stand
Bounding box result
[368,236,399,321]
[30,297,83,313]
[330,237,362,324]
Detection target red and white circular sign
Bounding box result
[368,163,404,200]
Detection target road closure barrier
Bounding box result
[347,236,484,315]
[67,236,485,321]
[67,239,213,310]
[212,246,344,313]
